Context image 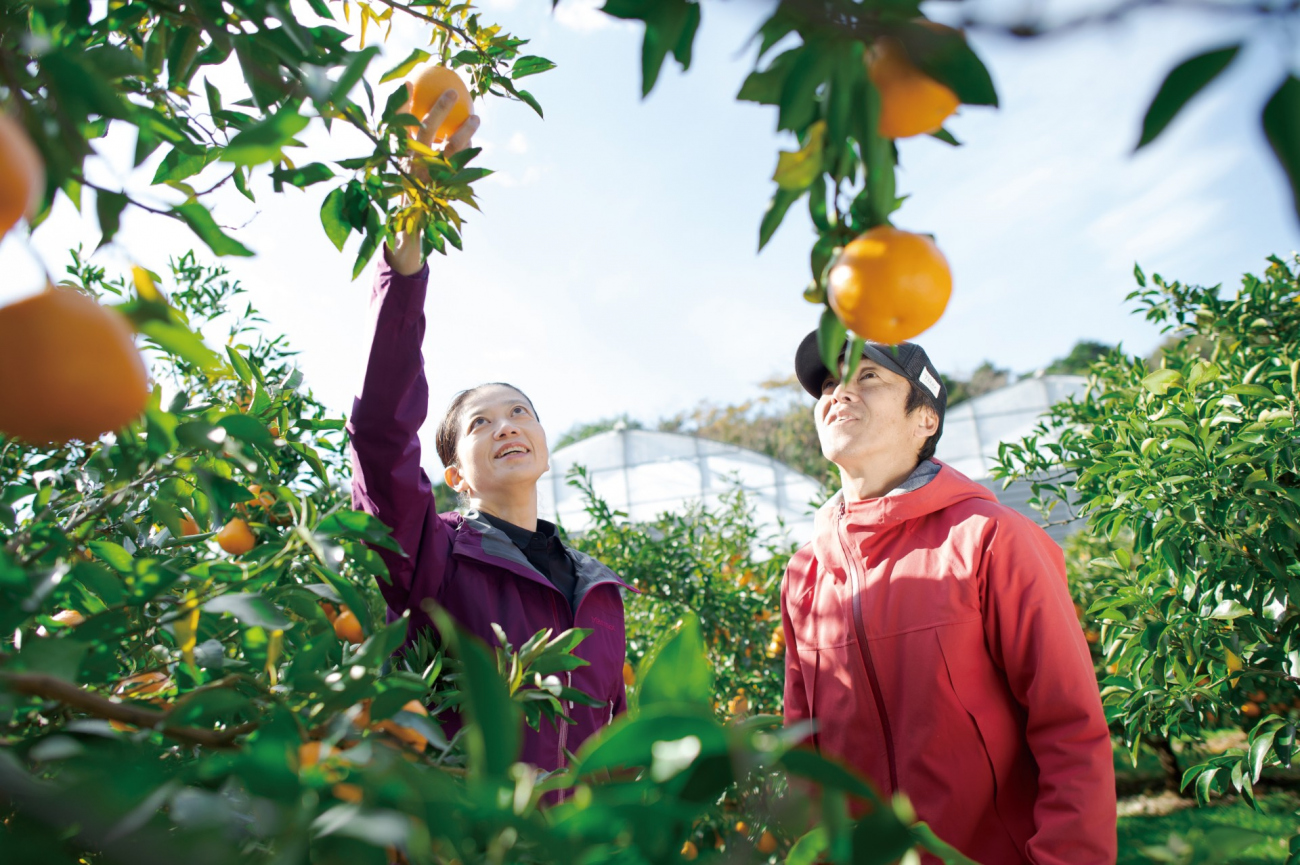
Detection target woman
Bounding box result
[347,89,631,774]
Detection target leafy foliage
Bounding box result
[996,256,1300,811]
[3,0,552,273]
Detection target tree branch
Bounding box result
[0,672,257,748]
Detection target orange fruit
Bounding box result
[376,699,429,751]
[246,484,276,509]
[867,37,960,139]
[727,693,749,717]
[1084,629,1100,644]
[332,782,363,803]
[827,226,952,344]
[623,662,635,687]
[734,821,749,834]
[0,113,44,238]
[681,841,698,861]
[216,518,256,555]
[0,286,150,444]
[757,831,778,854]
[178,516,200,536]
[334,609,364,644]
[407,65,472,142]
[1242,702,1262,718]
[350,699,372,729]
[319,601,340,624]
[51,609,85,627]
[298,741,332,768]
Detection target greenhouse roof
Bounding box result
[539,428,825,545]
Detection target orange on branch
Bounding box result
[178,516,200,536]
[216,518,257,555]
[867,37,960,139]
[681,841,698,861]
[757,831,778,855]
[0,287,150,444]
[0,113,44,238]
[827,226,952,344]
[376,699,430,751]
[407,64,472,142]
[115,671,172,700]
[623,661,635,687]
[334,609,364,644]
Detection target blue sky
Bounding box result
[1,0,1296,460]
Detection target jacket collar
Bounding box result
[453,511,637,611]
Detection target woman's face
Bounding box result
[444,384,549,500]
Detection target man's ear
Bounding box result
[444,464,467,494]
[915,405,939,439]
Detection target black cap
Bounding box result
[794,330,947,438]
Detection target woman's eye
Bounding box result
[470,417,486,428]
[513,405,527,415]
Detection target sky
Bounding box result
[1,0,1296,468]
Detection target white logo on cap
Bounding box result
[918,368,942,399]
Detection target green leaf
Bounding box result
[153,147,219,184]
[576,708,725,779]
[269,162,334,190]
[87,541,134,572]
[434,611,520,778]
[514,88,543,119]
[738,48,797,106]
[173,202,254,257]
[780,749,881,803]
[1263,75,1300,223]
[512,55,557,79]
[222,107,311,166]
[1137,46,1240,149]
[851,805,914,865]
[1141,368,1183,395]
[331,45,381,103]
[378,48,430,84]
[773,120,826,191]
[786,827,829,865]
[217,413,276,447]
[1209,599,1250,620]
[818,308,847,378]
[137,319,226,373]
[758,187,802,250]
[320,187,350,251]
[203,593,293,630]
[95,190,128,249]
[603,0,700,97]
[632,613,713,714]
[5,637,90,682]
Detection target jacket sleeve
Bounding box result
[980,517,1117,865]
[347,253,450,614]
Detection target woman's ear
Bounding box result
[444,464,467,494]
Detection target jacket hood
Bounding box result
[812,462,996,561]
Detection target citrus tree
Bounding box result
[996,255,1300,814]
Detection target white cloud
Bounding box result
[507,131,529,154]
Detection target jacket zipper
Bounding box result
[837,500,899,794]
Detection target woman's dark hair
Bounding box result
[434,382,539,468]
[905,381,941,463]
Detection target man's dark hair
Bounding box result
[905,381,941,463]
[434,382,538,468]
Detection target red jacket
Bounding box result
[782,462,1115,865]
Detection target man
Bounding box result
[781,332,1116,865]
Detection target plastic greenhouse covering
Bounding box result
[538,429,825,546]
[540,374,1088,547]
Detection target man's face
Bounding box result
[814,361,936,470]
[444,384,549,499]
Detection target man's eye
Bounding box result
[821,380,837,394]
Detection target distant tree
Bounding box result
[659,376,837,489]
[942,360,1010,407]
[1044,341,1114,376]
[553,414,645,450]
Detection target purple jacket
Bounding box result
[347,258,630,773]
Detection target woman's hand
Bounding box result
[387,86,481,277]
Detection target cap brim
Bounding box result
[794,332,909,397]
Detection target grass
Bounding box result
[1118,792,1298,864]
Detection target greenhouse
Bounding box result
[541,374,1090,546]
[934,374,1088,542]
[538,426,826,545]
